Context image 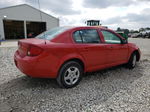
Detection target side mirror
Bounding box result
[121,39,128,44]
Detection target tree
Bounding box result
[116,27,129,35]
[139,28,145,32]
[124,29,129,35]
[117,27,121,31]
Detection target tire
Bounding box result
[56,61,83,88]
[126,52,137,69]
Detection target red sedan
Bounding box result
[14,26,141,88]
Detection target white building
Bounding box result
[0,4,59,40]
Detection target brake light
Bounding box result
[27,45,43,56]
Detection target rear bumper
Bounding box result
[14,51,57,78]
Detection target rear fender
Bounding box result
[57,53,86,73]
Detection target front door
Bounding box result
[101,30,128,64]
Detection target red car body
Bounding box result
[14,26,141,79]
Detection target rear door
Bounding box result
[72,29,107,71]
[100,30,128,65]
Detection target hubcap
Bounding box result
[64,67,80,85]
[132,55,136,67]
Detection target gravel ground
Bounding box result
[0,38,150,112]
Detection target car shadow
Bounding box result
[0,61,146,112]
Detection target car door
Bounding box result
[72,29,107,71]
[100,30,128,65]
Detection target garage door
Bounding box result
[3,20,25,39]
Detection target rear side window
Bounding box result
[73,31,83,43]
[73,29,100,43]
[101,30,121,44]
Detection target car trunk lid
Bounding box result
[18,38,46,57]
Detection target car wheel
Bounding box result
[126,52,137,69]
[56,61,83,88]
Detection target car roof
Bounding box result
[63,26,108,31]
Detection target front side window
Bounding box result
[101,30,121,44]
[73,29,100,43]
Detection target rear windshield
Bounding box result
[36,27,71,40]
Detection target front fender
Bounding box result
[128,43,141,61]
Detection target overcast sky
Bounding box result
[0,0,150,30]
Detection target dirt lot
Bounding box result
[0,38,150,112]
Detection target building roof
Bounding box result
[0,4,58,20]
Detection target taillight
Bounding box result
[27,45,43,56]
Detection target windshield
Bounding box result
[36,27,71,40]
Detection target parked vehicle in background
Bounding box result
[14,26,141,88]
[140,30,150,38]
[86,20,108,28]
[128,33,132,38]
[131,33,141,38]
[86,20,101,26]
